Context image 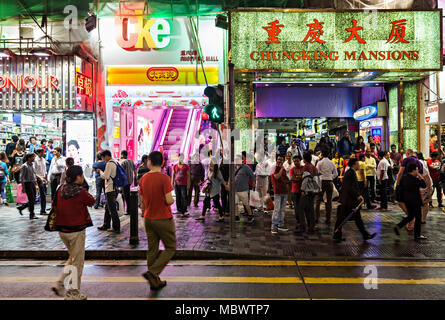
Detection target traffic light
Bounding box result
[203,85,224,123]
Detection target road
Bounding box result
[0,259,445,300]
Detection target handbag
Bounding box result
[16,184,28,204]
[249,190,261,208]
[5,182,14,203]
[44,188,59,232]
[116,192,125,217]
[201,179,212,194]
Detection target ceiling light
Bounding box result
[265,84,269,86]
[30,48,56,56]
[343,73,348,76]
[242,73,246,76]
[331,84,335,86]
[287,84,291,86]
[267,73,271,76]
[309,84,313,87]
[0,49,15,58]
[292,74,297,76]
[243,78,247,81]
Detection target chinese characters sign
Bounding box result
[230,10,442,71]
[76,72,93,97]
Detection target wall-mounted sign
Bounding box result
[0,75,58,91]
[425,104,439,124]
[360,117,383,129]
[147,67,179,82]
[230,9,442,71]
[76,72,92,97]
[115,9,171,51]
[354,104,378,121]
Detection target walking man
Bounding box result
[188,154,205,208]
[365,149,377,203]
[271,156,289,234]
[139,151,176,290]
[376,151,389,212]
[18,153,39,219]
[427,151,443,208]
[172,154,190,217]
[315,149,338,225]
[120,150,137,215]
[97,150,120,233]
[357,154,374,209]
[333,158,376,242]
[33,148,48,215]
[92,153,106,209]
[48,147,65,201]
[234,155,255,223]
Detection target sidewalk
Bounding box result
[1,199,445,260]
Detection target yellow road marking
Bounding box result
[304,277,445,285]
[298,261,445,268]
[0,276,303,284]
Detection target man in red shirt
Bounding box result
[271,156,289,234]
[430,134,439,156]
[290,155,304,231]
[298,151,319,234]
[171,154,191,217]
[139,151,176,290]
[427,151,443,207]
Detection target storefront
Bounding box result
[229,9,442,154]
[0,55,95,173]
[98,4,226,162]
[354,102,388,150]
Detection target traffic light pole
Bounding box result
[228,62,236,239]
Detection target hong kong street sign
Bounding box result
[229,9,443,72]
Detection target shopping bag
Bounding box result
[5,182,14,203]
[265,193,274,211]
[116,193,125,217]
[249,191,261,208]
[16,184,28,204]
[323,184,340,202]
[44,188,59,232]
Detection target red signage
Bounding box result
[146,67,179,82]
[76,72,92,97]
[0,75,58,91]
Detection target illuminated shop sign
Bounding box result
[425,104,439,124]
[0,75,58,91]
[147,67,179,82]
[354,104,378,121]
[230,10,442,71]
[76,72,93,97]
[360,117,383,129]
[115,9,171,50]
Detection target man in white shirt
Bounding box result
[315,149,338,224]
[33,148,48,215]
[48,147,65,201]
[97,150,120,233]
[376,150,389,212]
[287,140,301,159]
[283,151,295,208]
[255,153,271,213]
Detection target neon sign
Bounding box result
[354,104,378,121]
[76,72,93,97]
[115,9,171,51]
[0,75,58,91]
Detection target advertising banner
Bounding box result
[65,120,95,175]
[230,9,442,72]
[137,116,154,159]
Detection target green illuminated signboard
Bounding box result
[230,9,443,72]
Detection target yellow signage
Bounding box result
[107,65,218,85]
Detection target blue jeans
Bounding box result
[0,181,5,200]
[272,194,287,231]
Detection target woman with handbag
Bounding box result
[11,145,25,183]
[51,165,95,300]
[195,160,227,222]
[0,152,9,206]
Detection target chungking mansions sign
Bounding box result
[230,9,442,71]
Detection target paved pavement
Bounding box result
[1,197,445,259]
[1,259,445,299]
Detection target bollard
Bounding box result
[129,189,139,245]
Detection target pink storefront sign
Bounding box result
[126,139,134,160]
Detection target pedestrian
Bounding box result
[271,155,289,234]
[51,165,95,300]
[48,147,65,201]
[120,150,137,215]
[365,149,377,203]
[369,143,379,160]
[0,152,9,206]
[297,151,319,234]
[332,151,343,189]
[234,155,255,223]
[287,140,302,159]
[33,148,48,215]
[430,134,439,156]
[333,158,377,242]
[357,154,374,209]
[277,139,289,158]
[427,151,443,208]
[195,159,226,222]
[139,151,176,290]
[137,154,150,183]
[17,153,39,219]
[315,149,338,225]
[338,132,354,158]
[390,144,403,180]
[386,152,396,203]
[11,144,25,183]
[97,150,120,233]
[290,155,304,231]
[254,153,271,213]
[60,157,75,186]
[354,136,365,158]
[283,151,295,208]
[92,153,106,209]
[28,136,38,153]
[171,153,190,217]
[376,151,389,212]
[45,139,55,173]
[394,163,428,241]
[188,153,205,208]
[416,152,433,225]
[5,135,18,171]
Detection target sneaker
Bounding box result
[271,230,278,235]
[97,225,110,231]
[415,235,428,240]
[235,216,240,222]
[278,227,289,232]
[64,290,87,300]
[108,229,120,234]
[142,271,164,290]
[51,281,64,297]
[183,212,190,217]
[247,215,254,223]
[195,216,205,221]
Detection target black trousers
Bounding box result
[220,185,229,213]
[292,193,302,224]
[202,194,223,217]
[37,179,47,214]
[122,184,131,215]
[358,181,372,208]
[94,177,105,208]
[18,182,36,218]
[50,174,61,201]
[397,203,422,238]
[379,179,388,209]
[334,205,369,239]
[103,191,120,231]
[366,176,376,202]
[187,175,201,207]
[299,193,315,232]
[431,180,443,206]
[175,185,188,214]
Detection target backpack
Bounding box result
[0,165,5,180]
[301,171,322,194]
[110,160,128,188]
